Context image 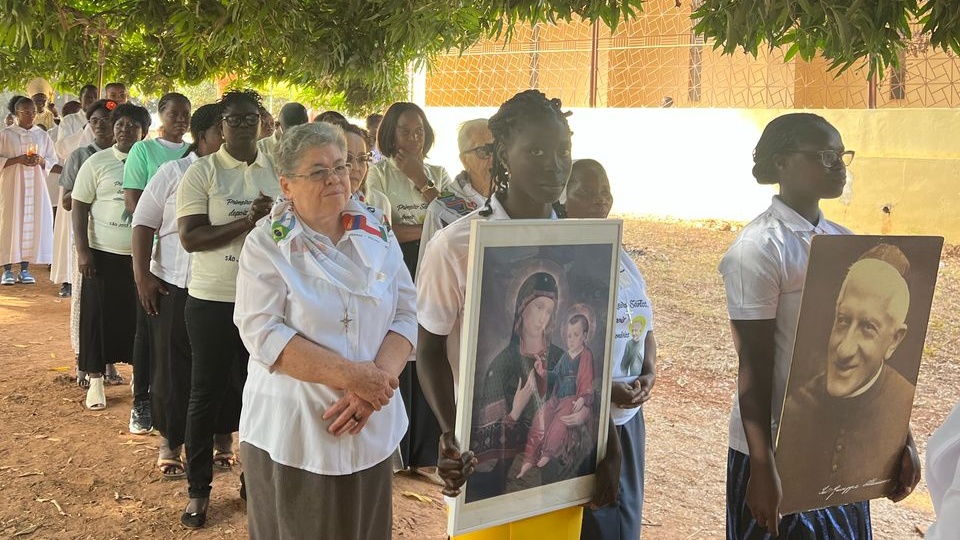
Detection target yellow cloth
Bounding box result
[453,507,583,540]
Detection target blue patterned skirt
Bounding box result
[726,448,872,540]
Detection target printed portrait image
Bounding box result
[776,236,943,514]
[465,243,614,504]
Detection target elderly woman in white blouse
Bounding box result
[234,122,415,540]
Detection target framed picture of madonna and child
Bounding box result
[449,219,622,535]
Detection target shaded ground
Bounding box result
[0,218,955,539]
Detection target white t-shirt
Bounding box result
[609,248,655,426]
[235,199,416,475]
[926,400,960,540]
[176,146,280,303]
[367,157,451,227]
[71,146,132,255]
[132,154,196,288]
[718,195,851,455]
[417,196,556,395]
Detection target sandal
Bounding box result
[85,378,106,410]
[213,451,236,470]
[157,458,186,480]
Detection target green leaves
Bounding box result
[0,0,645,110]
[693,0,958,79]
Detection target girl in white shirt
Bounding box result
[131,103,225,479]
[417,90,621,539]
[720,113,920,539]
[563,160,657,540]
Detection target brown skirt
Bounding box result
[242,442,393,540]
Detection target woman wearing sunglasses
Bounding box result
[175,89,279,529]
[417,118,493,268]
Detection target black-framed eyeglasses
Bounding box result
[286,164,352,182]
[222,113,261,128]
[790,149,855,168]
[346,152,372,166]
[461,145,493,159]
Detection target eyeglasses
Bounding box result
[114,119,142,132]
[346,152,372,166]
[461,145,493,159]
[286,164,352,182]
[789,149,855,168]
[88,117,109,126]
[222,113,261,128]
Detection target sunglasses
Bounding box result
[222,113,261,128]
[462,145,493,159]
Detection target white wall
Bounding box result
[421,107,776,222]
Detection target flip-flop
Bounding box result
[85,378,106,410]
[157,458,186,480]
[213,451,236,470]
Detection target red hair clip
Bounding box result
[105,100,117,111]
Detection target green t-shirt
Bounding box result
[121,138,188,191]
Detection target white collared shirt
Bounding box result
[417,195,556,393]
[926,400,960,539]
[719,195,852,455]
[235,199,417,476]
[132,154,196,288]
[71,146,131,255]
[175,145,280,302]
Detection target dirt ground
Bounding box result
[0,218,956,539]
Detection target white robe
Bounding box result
[0,125,57,266]
[49,124,93,284]
[49,186,72,283]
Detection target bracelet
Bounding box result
[418,181,436,194]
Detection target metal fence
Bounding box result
[425,3,960,109]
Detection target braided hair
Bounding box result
[158,92,190,112]
[184,103,224,157]
[752,113,835,185]
[219,89,263,112]
[481,90,572,216]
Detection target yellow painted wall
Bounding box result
[732,108,960,242]
[815,109,960,242]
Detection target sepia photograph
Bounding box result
[776,235,944,514]
[449,219,621,535]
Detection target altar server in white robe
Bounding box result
[0,96,60,285]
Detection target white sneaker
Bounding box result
[85,377,106,410]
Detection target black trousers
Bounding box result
[398,362,441,469]
[184,296,247,499]
[78,249,137,374]
[131,299,151,403]
[149,281,192,448]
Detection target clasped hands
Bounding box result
[322,361,398,437]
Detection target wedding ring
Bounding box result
[352,414,362,423]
